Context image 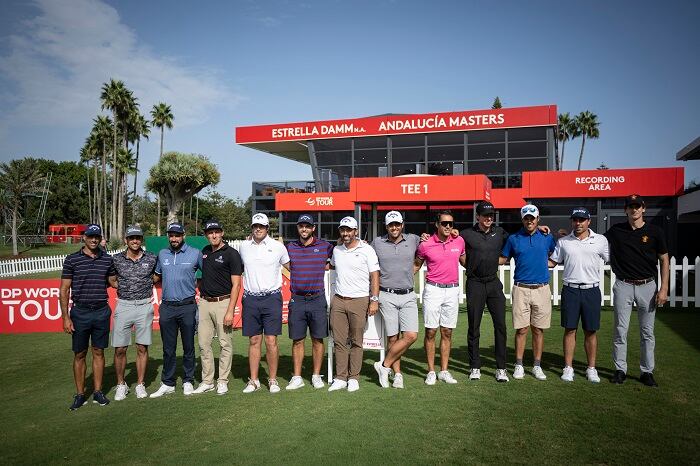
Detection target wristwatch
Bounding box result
[370,295,379,302]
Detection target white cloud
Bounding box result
[0,0,240,129]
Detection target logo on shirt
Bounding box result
[490,233,496,237]
[215,256,224,263]
[163,259,170,266]
[450,248,460,252]
[313,248,320,253]
[142,263,150,269]
[642,235,649,243]
[202,254,208,259]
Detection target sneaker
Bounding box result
[586,367,601,383]
[149,384,175,398]
[495,369,509,383]
[532,366,547,381]
[192,382,215,394]
[311,374,325,389]
[469,368,481,380]
[640,372,658,387]
[242,379,261,393]
[69,393,87,411]
[269,379,281,394]
[286,376,305,390]
[92,390,110,406]
[217,382,229,395]
[611,370,626,384]
[392,373,404,389]
[183,382,195,396]
[135,384,148,399]
[374,361,391,388]
[347,379,360,392]
[561,366,574,382]
[425,371,437,385]
[114,383,129,401]
[328,379,348,392]
[438,370,458,384]
[513,364,525,379]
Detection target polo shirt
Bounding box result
[287,237,334,294]
[61,247,116,304]
[371,233,420,289]
[200,243,243,298]
[605,221,668,280]
[550,230,609,285]
[501,228,556,284]
[155,243,202,302]
[331,240,380,298]
[112,249,158,300]
[460,224,509,279]
[238,236,290,293]
[416,234,466,284]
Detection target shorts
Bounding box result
[111,298,154,347]
[288,293,328,340]
[512,284,552,329]
[70,304,111,353]
[242,292,283,337]
[422,283,460,329]
[560,285,601,331]
[379,291,419,335]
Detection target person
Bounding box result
[605,194,669,387]
[500,204,556,381]
[549,208,609,383]
[459,201,510,383]
[110,225,158,400]
[328,216,380,392]
[192,220,243,396]
[415,210,466,385]
[60,224,116,410]
[238,213,290,394]
[150,222,202,398]
[284,214,334,390]
[372,211,420,389]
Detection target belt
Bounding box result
[161,298,196,306]
[468,275,497,283]
[73,301,108,310]
[201,294,231,302]
[426,280,459,288]
[515,283,547,289]
[620,277,654,285]
[335,294,365,300]
[380,287,414,295]
[564,283,599,289]
[292,290,323,297]
[244,289,281,297]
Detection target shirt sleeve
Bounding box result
[61,254,74,279]
[416,242,427,261]
[655,226,668,255]
[197,250,203,271]
[330,248,337,267]
[366,246,381,273]
[326,242,335,259]
[155,252,162,275]
[107,257,116,276]
[279,243,290,265]
[600,235,610,263]
[458,236,466,256]
[550,240,563,263]
[229,249,244,276]
[548,235,557,254]
[501,237,513,258]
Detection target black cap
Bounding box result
[85,224,102,237]
[624,194,645,208]
[475,201,496,216]
[203,220,223,232]
[167,223,185,234]
[570,207,591,219]
[296,213,315,225]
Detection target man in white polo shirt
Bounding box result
[549,207,609,383]
[238,213,290,394]
[328,216,380,393]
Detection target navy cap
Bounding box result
[624,194,645,208]
[203,220,223,232]
[85,224,102,237]
[570,207,591,219]
[476,202,496,216]
[296,213,315,225]
[125,225,144,237]
[167,222,185,234]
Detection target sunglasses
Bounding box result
[439,221,453,227]
[522,206,537,214]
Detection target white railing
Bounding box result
[0,248,125,278]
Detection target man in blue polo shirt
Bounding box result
[500,204,556,381]
[150,222,203,398]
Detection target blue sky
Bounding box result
[1,0,698,200]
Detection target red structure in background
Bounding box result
[46,224,86,244]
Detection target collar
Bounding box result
[431,233,454,244]
[381,233,406,243]
[518,227,542,237]
[80,246,104,258]
[250,235,270,245]
[169,242,190,254]
[472,223,493,235]
[340,240,366,251]
[569,229,597,241]
[207,242,229,252]
[122,248,145,260]
[294,236,320,247]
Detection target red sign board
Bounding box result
[352,175,492,203]
[276,191,355,211]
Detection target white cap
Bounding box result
[520,204,539,218]
[251,213,269,226]
[338,216,358,229]
[385,211,403,225]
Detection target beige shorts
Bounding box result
[512,284,552,329]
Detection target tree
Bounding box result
[145,152,219,227]
[557,113,575,170]
[574,111,600,170]
[130,112,150,221]
[151,102,174,236]
[0,158,46,256]
[91,115,113,231]
[491,96,503,109]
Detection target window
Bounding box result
[315,150,351,166]
[354,164,387,178]
[508,127,546,141]
[509,158,547,173]
[313,139,351,151]
[392,163,423,176]
[508,141,547,159]
[354,149,387,164]
[392,147,425,163]
[391,134,425,148]
[468,129,504,144]
[428,161,461,176]
[354,136,387,149]
[469,159,505,176]
[427,132,464,146]
[428,145,464,162]
[468,143,505,160]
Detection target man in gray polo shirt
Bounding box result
[372,211,420,389]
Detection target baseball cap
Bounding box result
[520,204,539,219]
[385,211,403,225]
[125,225,144,237]
[251,213,269,226]
[570,207,591,219]
[339,216,358,229]
[296,213,315,225]
[476,202,496,216]
[84,224,102,237]
[167,222,185,234]
[203,220,223,232]
[624,194,645,207]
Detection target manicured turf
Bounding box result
[0,242,81,259]
[1,306,698,465]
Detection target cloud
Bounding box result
[0,0,240,130]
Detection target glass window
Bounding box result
[468,143,505,160]
[392,163,424,177]
[427,132,464,146]
[428,161,460,176]
[469,159,505,176]
[508,127,547,141]
[391,134,425,147]
[313,138,351,151]
[428,145,464,162]
[467,129,504,143]
[354,136,387,149]
[509,158,547,173]
[507,174,522,188]
[392,147,425,163]
[508,141,547,158]
[315,150,351,166]
[354,164,386,178]
[490,176,506,188]
[354,149,387,164]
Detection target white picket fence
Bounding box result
[0,248,125,278]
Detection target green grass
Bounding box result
[1,306,699,465]
[0,242,81,260]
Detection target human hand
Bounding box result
[656,290,668,307]
[223,311,234,327]
[63,316,74,334]
[368,301,379,316]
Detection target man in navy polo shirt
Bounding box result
[150,222,203,398]
[284,213,334,390]
[60,223,116,410]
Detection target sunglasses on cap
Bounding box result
[522,206,537,214]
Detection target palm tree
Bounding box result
[0,158,45,256]
[574,111,600,170]
[91,115,113,231]
[130,112,150,221]
[115,147,137,237]
[151,102,174,236]
[557,113,575,170]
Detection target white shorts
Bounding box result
[422,283,460,329]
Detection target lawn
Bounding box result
[0,306,698,465]
[0,242,81,260]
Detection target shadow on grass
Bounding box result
[656,308,700,353]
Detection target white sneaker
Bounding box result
[149,384,175,398]
[347,379,360,392]
[392,373,404,389]
[135,383,148,399]
[513,364,525,379]
[269,379,281,394]
[114,383,129,401]
[469,368,481,380]
[495,369,509,382]
[311,374,325,389]
[425,371,437,385]
[561,366,575,382]
[216,382,229,395]
[242,379,261,393]
[192,382,215,394]
[286,376,305,390]
[374,361,391,388]
[328,379,348,392]
[438,370,458,384]
[183,382,195,395]
[586,367,601,383]
[532,366,547,381]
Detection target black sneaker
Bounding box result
[92,390,110,406]
[69,393,87,411]
[640,372,658,387]
[611,370,626,384]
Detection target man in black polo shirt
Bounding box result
[60,224,116,410]
[192,220,243,396]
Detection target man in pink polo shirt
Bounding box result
[415,210,466,385]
